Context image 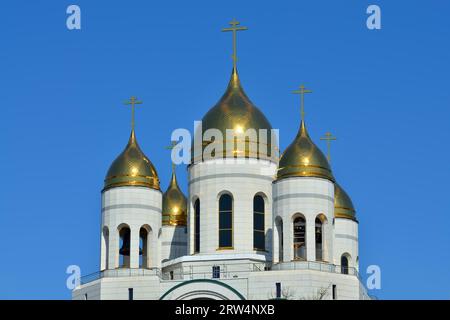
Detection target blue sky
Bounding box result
[0,0,449,299]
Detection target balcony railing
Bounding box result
[79,261,361,286]
[80,268,161,285]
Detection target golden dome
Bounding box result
[104,130,160,190]
[162,170,187,226]
[334,183,357,221]
[192,68,274,162]
[277,121,334,181]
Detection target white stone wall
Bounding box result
[188,158,277,258]
[101,186,162,270]
[161,225,188,263]
[333,218,359,270]
[72,268,365,300]
[272,177,335,263]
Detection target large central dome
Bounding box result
[192,69,274,163]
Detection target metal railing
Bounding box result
[80,268,161,285]
[80,261,361,285]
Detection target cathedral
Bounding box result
[72,20,371,300]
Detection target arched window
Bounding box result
[194,199,200,253]
[315,217,323,261]
[275,217,283,262]
[118,225,131,268]
[253,195,265,250]
[139,225,151,268]
[341,255,349,274]
[102,226,109,270]
[218,194,233,248]
[293,216,306,260]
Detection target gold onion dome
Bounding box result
[277,121,334,181]
[334,183,357,221]
[104,130,160,190]
[193,69,274,162]
[162,171,187,226]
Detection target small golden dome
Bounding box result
[277,121,334,181]
[104,130,160,190]
[162,171,187,226]
[334,183,357,221]
[193,68,274,162]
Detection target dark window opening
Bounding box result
[212,266,220,279]
[194,199,200,253]
[219,194,233,248]
[253,195,265,250]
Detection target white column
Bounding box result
[130,226,139,268]
[306,216,316,261]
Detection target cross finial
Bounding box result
[124,96,143,131]
[320,132,337,163]
[292,85,312,122]
[222,18,248,71]
[165,141,178,175]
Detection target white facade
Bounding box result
[73,157,370,300]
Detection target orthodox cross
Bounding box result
[124,96,143,131]
[165,141,178,174]
[292,85,312,122]
[222,18,248,70]
[320,132,337,163]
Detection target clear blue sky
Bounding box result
[0,0,449,299]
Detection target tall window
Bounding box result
[293,216,306,260]
[118,225,131,268]
[194,199,200,253]
[218,194,233,248]
[341,255,349,274]
[315,217,323,261]
[253,195,265,250]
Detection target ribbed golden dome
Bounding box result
[192,68,274,162]
[277,121,334,181]
[104,130,160,190]
[162,170,187,226]
[334,183,357,221]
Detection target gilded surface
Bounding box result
[162,171,187,226]
[334,182,357,221]
[277,121,334,181]
[104,130,160,190]
[192,68,275,163]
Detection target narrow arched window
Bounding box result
[118,225,131,268]
[315,217,323,261]
[293,216,306,260]
[194,199,200,253]
[139,226,150,268]
[218,194,233,248]
[341,255,349,274]
[253,195,265,250]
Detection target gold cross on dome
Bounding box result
[292,85,312,122]
[124,96,143,131]
[320,132,337,163]
[222,18,248,70]
[165,141,178,174]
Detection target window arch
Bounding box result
[253,195,265,250]
[218,193,233,248]
[293,215,306,260]
[315,217,323,261]
[194,199,200,253]
[341,254,350,274]
[118,224,131,268]
[139,225,151,268]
